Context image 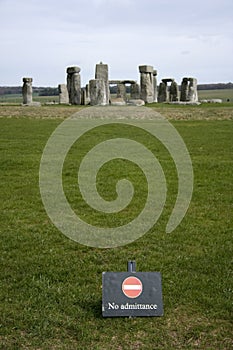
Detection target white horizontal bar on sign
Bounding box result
[123,285,142,290]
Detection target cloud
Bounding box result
[0,0,232,85]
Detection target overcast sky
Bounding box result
[0,0,232,86]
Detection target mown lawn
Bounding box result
[0,106,232,349]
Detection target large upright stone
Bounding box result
[180,77,198,102]
[58,84,69,104]
[130,83,140,99]
[89,79,107,106]
[81,84,90,105]
[170,80,179,102]
[117,83,127,100]
[139,65,154,103]
[153,70,158,102]
[22,77,33,104]
[158,81,167,103]
[180,78,189,102]
[188,78,198,102]
[66,66,81,105]
[95,62,109,104]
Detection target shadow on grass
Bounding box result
[80,299,103,319]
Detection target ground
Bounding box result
[0,103,232,349]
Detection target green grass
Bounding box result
[0,94,59,104]
[197,89,233,102]
[0,108,232,349]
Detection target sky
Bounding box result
[0,0,233,86]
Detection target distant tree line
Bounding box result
[197,82,233,90]
[36,87,59,96]
[0,83,232,96]
[0,86,59,96]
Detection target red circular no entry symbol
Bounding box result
[122,276,143,298]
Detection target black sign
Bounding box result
[102,265,163,317]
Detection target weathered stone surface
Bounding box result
[200,99,222,103]
[95,62,109,104]
[158,81,167,103]
[116,83,127,100]
[170,81,179,102]
[22,77,33,104]
[66,66,81,74]
[109,80,136,85]
[169,101,201,105]
[22,101,41,107]
[81,85,90,105]
[180,78,189,102]
[162,78,174,83]
[139,65,154,74]
[188,78,198,102]
[130,83,140,99]
[89,79,108,106]
[58,84,69,104]
[83,84,90,105]
[180,77,198,102]
[158,79,179,102]
[67,66,81,105]
[139,65,154,104]
[127,99,145,106]
[153,71,158,102]
[23,77,33,83]
[110,97,126,106]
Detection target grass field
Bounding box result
[0,105,232,349]
[0,94,59,104]
[197,89,233,102]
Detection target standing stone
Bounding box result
[95,62,109,104]
[158,78,179,102]
[180,78,189,102]
[139,65,154,103]
[153,70,158,102]
[181,77,198,102]
[188,78,198,102]
[58,84,69,104]
[170,80,179,102]
[66,66,81,105]
[22,77,33,104]
[81,84,90,105]
[158,81,167,103]
[89,79,107,106]
[130,83,140,99]
[117,83,127,100]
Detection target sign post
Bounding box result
[102,261,163,317]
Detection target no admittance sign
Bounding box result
[102,272,163,317]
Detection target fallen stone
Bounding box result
[127,99,145,106]
[21,101,41,107]
[169,101,201,105]
[110,98,126,106]
[200,99,222,103]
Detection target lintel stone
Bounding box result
[139,65,154,74]
[66,66,81,74]
[162,78,174,83]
